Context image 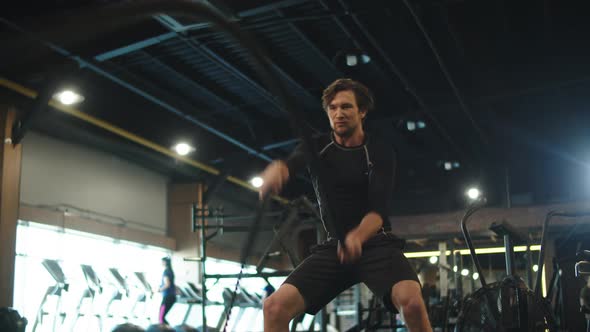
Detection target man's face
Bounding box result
[326,90,366,138]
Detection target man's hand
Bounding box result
[338,231,363,264]
[259,160,289,200]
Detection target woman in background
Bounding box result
[158,257,176,325]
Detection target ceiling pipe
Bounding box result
[330,0,467,160]
[0,77,289,205]
[0,18,277,163]
[402,0,489,146]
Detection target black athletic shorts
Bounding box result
[283,232,420,315]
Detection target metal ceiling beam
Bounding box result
[155,14,324,122]
[402,0,488,146]
[190,40,286,115]
[93,18,218,62]
[44,46,276,161]
[1,77,292,204]
[137,50,256,137]
[92,0,310,62]
[92,0,309,62]
[94,32,178,62]
[155,14,286,116]
[88,11,321,161]
[268,58,319,109]
[155,14,330,145]
[262,138,299,151]
[238,0,312,18]
[171,13,326,137]
[95,60,274,161]
[317,0,362,49]
[274,8,343,81]
[330,0,467,160]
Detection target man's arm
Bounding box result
[350,211,384,242]
[338,145,395,263]
[259,142,306,199]
[366,143,395,231]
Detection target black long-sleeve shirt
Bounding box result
[285,133,395,238]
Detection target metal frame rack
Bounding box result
[191,194,324,331]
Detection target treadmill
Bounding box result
[105,268,131,319]
[70,264,103,332]
[216,287,261,332]
[176,285,201,324]
[32,259,69,332]
[128,272,154,321]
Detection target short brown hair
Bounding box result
[322,78,374,113]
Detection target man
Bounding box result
[259,78,432,331]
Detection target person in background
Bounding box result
[158,257,176,325]
[262,277,276,302]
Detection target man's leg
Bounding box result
[263,283,306,332]
[391,280,432,332]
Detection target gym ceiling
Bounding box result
[2,0,590,216]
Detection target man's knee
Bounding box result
[398,296,424,319]
[263,294,290,322]
[391,281,426,319]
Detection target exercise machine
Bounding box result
[575,250,590,332]
[455,202,556,331]
[70,264,103,331]
[32,259,69,332]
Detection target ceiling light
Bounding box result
[453,265,458,273]
[417,121,426,129]
[346,55,358,66]
[444,162,453,171]
[336,49,371,67]
[173,142,194,156]
[407,121,416,131]
[532,264,539,272]
[466,187,481,200]
[461,268,469,276]
[472,272,479,280]
[250,176,264,188]
[453,161,460,168]
[429,256,438,264]
[54,90,84,105]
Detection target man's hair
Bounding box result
[321,78,374,113]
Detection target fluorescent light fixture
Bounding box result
[54,89,84,105]
[173,142,194,156]
[466,187,481,200]
[250,176,264,188]
[404,245,541,258]
[429,256,438,264]
[336,309,357,316]
[533,264,539,272]
[472,272,479,280]
[405,250,444,258]
[461,268,469,276]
